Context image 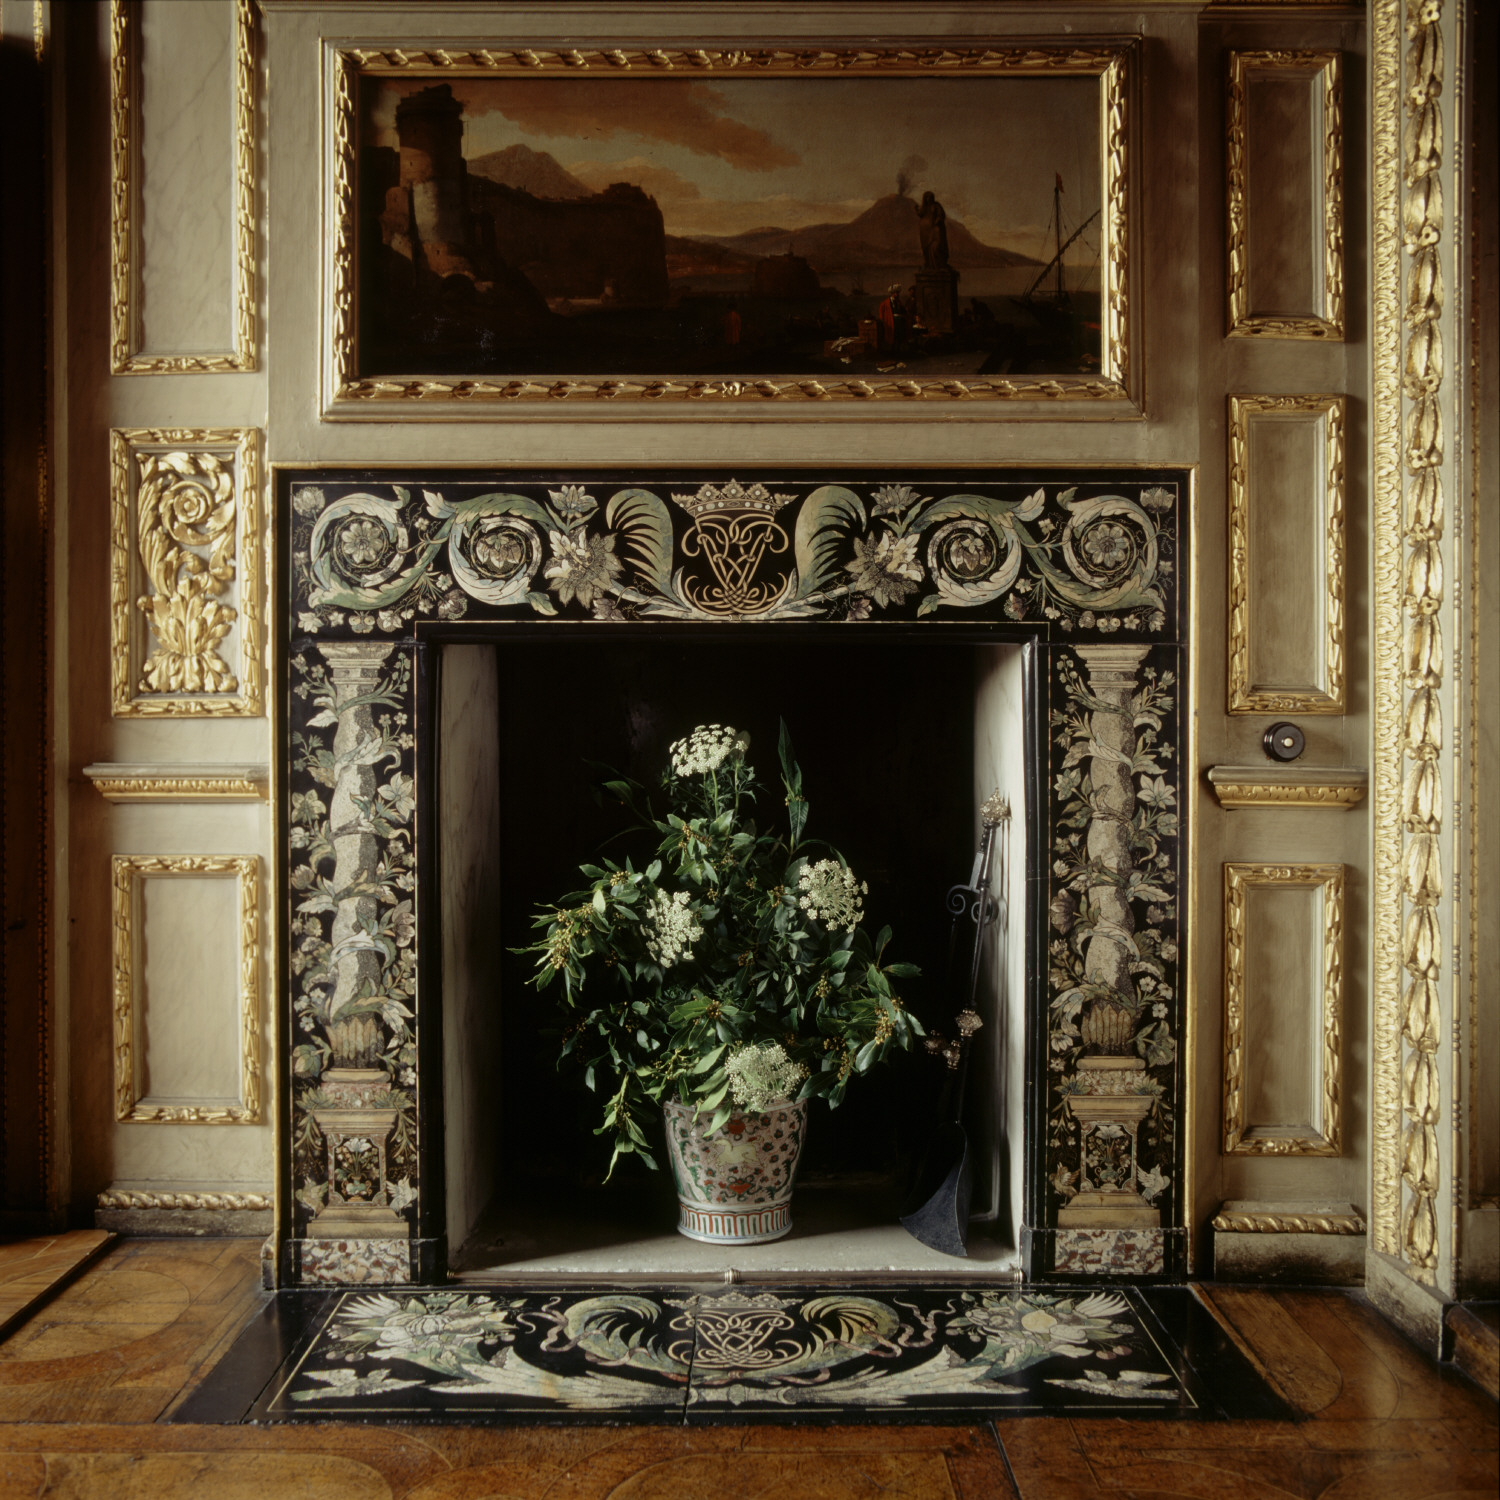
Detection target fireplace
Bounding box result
[276,468,1190,1287]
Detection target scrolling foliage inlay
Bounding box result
[283,471,1185,1271]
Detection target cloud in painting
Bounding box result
[372,78,799,172]
[566,158,872,238]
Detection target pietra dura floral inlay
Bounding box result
[278,469,1188,1285]
[253,1284,1230,1422]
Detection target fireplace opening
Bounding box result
[436,634,1032,1277]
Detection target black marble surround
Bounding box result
[276,468,1190,1287]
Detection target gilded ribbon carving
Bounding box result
[1211,1209,1364,1236]
[97,1190,271,1211]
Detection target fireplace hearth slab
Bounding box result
[449,1185,1021,1279]
[170,1283,1289,1426]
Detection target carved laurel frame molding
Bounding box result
[320,40,1136,418]
[111,854,263,1125]
[1226,50,1344,340]
[109,427,264,717]
[1222,862,1344,1158]
[1226,393,1346,715]
[109,0,257,373]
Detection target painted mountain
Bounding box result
[697,194,1039,274]
[467,145,591,199]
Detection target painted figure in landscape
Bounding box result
[917,191,950,269]
[356,73,1103,379]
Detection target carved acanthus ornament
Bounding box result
[135,450,238,694]
[110,428,263,716]
[1206,766,1367,809]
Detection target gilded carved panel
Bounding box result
[1226,394,1346,715]
[109,427,264,717]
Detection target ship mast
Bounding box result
[1054,174,1065,301]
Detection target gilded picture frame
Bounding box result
[321,39,1136,418]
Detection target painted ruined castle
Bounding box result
[362,83,669,316]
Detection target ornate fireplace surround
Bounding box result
[275,466,1191,1287]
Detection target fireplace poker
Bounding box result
[899,790,1009,1258]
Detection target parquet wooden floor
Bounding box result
[0,1236,1493,1498]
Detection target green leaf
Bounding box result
[917,593,942,617]
[605,487,676,597]
[793,485,865,599]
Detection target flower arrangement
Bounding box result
[520,722,923,1175]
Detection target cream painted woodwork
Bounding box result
[41,0,1494,1326]
[134,0,238,359]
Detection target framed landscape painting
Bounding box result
[323,42,1134,413]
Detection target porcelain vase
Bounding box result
[661,1097,808,1244]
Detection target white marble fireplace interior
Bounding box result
[438,637,1028,1276]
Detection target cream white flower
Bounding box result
[644,889,703,968]
[669,724,744,777]
[847,531,923,607]
[797,859,868,934]
[543,529,623,608]
[726,1041,808,1112]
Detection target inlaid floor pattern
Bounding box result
[0,1236,1493,1497]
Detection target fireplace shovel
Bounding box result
[899,796,1006,1258]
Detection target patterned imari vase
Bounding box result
[662,1097,808,1245]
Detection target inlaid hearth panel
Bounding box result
[237,1283,1281,1423]
[279,468,1190,1286]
